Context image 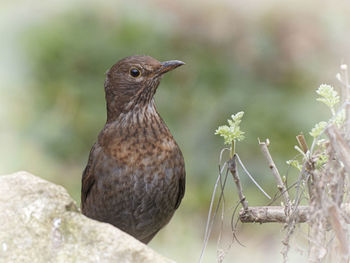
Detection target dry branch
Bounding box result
[207,65,350,263]
[228,155,248,211]
[239,206,309,223]
[340,64,350,133]
[296,134,309,154]
[239,205,350,224]
[259,139,291,213]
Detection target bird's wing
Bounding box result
[175,170,185,209]
[81,143,98,206]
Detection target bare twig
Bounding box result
[340,64,350,132]
[228,155,249,211]
[199,164,229,263]
[296,134,309,154]
[239,204,350,224]
[235,154,271,199]
[259,138,291,213]
[207,64,350,263]
[296,133,315,202]
[230,200,246,247]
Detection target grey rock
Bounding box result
[0,171,174,263]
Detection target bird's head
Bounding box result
[104,55,184,121]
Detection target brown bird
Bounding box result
[81,55,186,244]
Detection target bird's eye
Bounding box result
[130,68,141,78]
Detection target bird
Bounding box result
[81,55,186,244]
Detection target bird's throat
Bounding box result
[117,101,158,126]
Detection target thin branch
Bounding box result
[228,155,249,211]
[216,171,226,263]
[259,138,291,213]
[296,134,309,154]
[267,181,298,206]
[230,200,246,247]
[235,154,271,199]
[295,134,315,202]
[340,64,350,132]
[199,164,229,263]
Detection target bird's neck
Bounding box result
[107,99,161,127]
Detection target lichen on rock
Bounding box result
[0,171,174,263]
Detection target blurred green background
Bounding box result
[1,0,350,262]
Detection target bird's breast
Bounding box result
[99,109,182,169]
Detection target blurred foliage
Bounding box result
[19,2,334,202]
[2,0,350,262]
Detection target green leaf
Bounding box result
[315,154,328,169]
[286,160,302,171]
[335,109,345,127]
[309,121,328,138]
[215,111,245,145]
[316,84,339,113]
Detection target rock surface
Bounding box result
[0,171,174,263]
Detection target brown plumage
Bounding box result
[81,55,186,243]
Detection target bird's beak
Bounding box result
[157,60,185,75]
